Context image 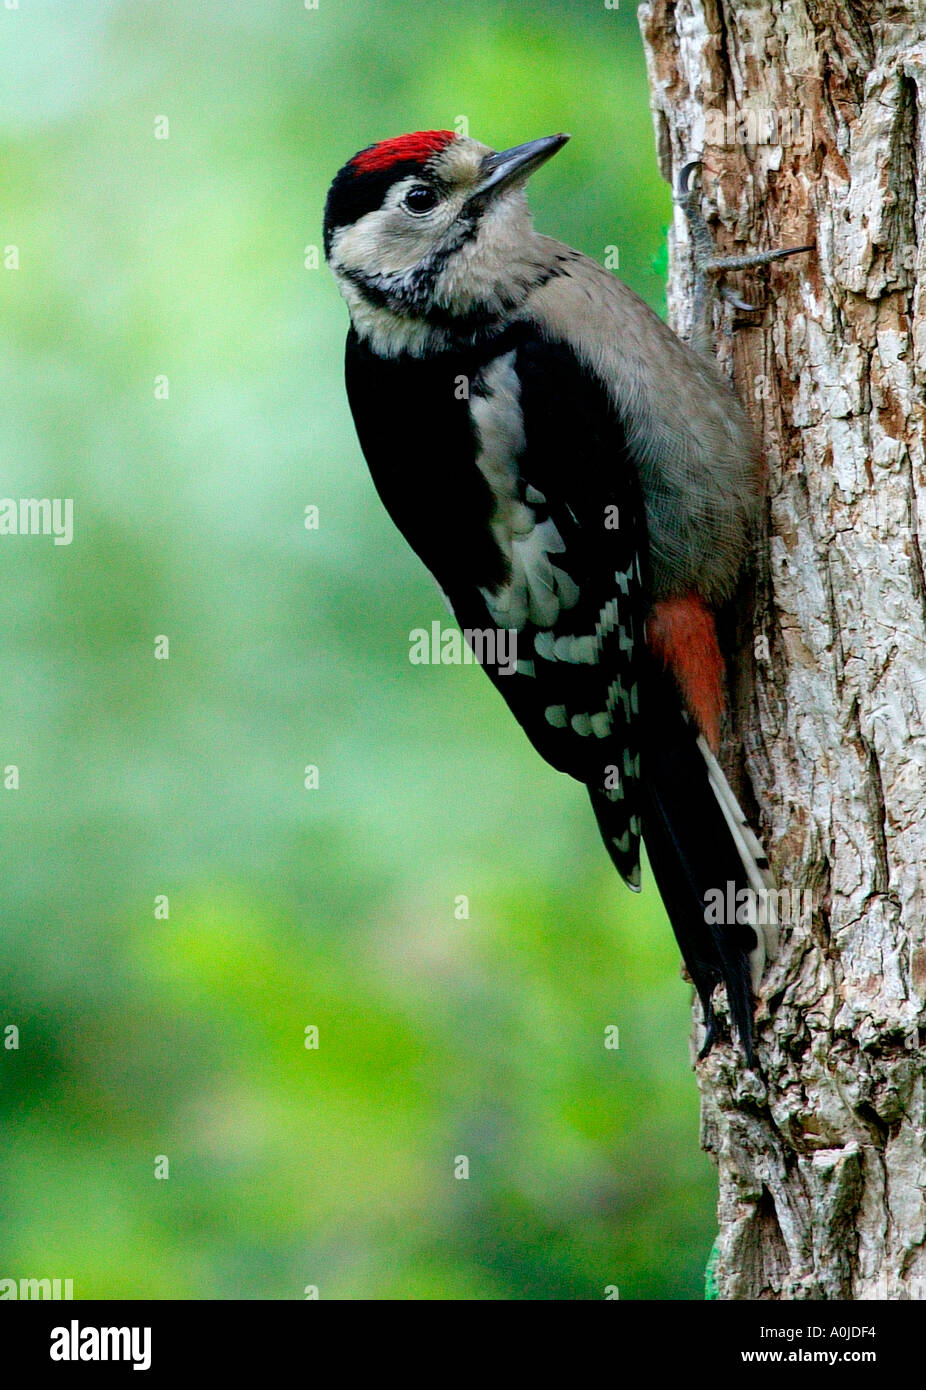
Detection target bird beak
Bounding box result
[471,134,570,203]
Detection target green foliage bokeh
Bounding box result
[0,0,716,1299]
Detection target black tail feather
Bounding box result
[591,667,760,1062]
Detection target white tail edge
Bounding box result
[697,735,779,989]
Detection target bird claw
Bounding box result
[719,285,760,313]
[676,160,703,199]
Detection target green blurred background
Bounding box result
[0,0,717,1299]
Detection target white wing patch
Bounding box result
[465,346,642,891]
[471,351,580,631]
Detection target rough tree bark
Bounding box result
[638,1,926,1299]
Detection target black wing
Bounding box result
[345,323,649,886]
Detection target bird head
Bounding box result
[323,130,569,352]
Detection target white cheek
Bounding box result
[331,202,460,275]
[331,212,410,273]
[379,216,447,263]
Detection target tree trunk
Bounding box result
[638,0,926,1299]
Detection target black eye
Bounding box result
[404,184,439,214]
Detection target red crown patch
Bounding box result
[351,130,456,174]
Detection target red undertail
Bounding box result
[646,592,725,751]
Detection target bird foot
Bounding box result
[675,160,812,345]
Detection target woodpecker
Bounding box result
[324,130,794,1061]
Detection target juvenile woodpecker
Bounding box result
[324,130,788,1061]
